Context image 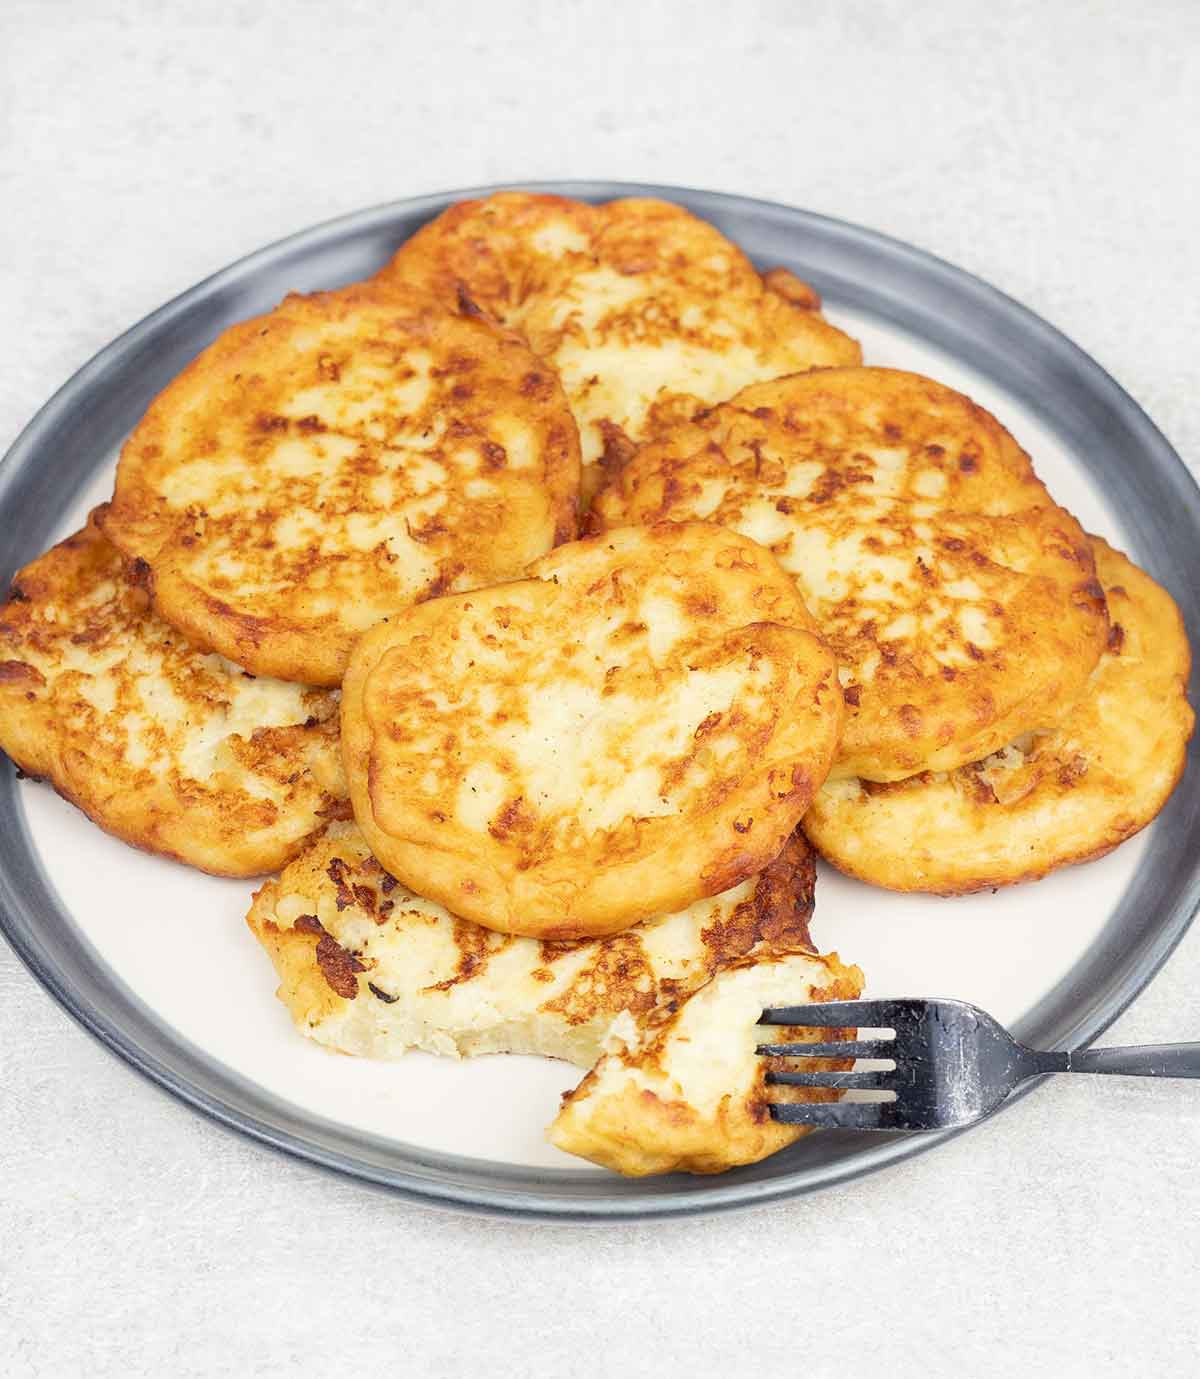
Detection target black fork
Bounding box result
[759,998,1200,1131]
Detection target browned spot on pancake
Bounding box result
[701,831,817,964]
[315,933,366,999]
[963,768,997,805]
[417,563,465,603]
[406,515,449,544]
[808,461,873,505]
[1108,622,1125,655]
[488,795,535,840]
[597,419,637,478]
[520,369,554,400]
[843,684,862,707]
[456,284,485,318]
[422,919,510,993]
[326,856,357,912]
[1057,753,1089,788]
[0,659,45,688]
[898,704,922,737]
[538,932,657,1026]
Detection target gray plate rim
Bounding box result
[1,181,1197,1222]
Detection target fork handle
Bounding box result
[1042,1043,1200,1078]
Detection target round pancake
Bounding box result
[803,539,1194,894]
[99,281,581,686]
[0,513,348,877]
[341,522,844,938]
[381,193,861,501]
[594,367,1111,780]
[548,947,862,1176]
[247,820,862,1176]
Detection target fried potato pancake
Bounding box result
[341,522,844,938]
[549,948,862,1176]
[594,368,1110,780]
[99,282,581,686]
[381,193,861,501]
[804,539,1194,893]
[247,821,863,1176]
[0,513,347,876]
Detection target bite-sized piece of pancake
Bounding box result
[594,368,1110,781]
[342,522,843,938]
[804,539,1194,893]
[549,947,862,1176]
[247,820,863,1176]
[98,282,581,686]
[382,193,861,501]
[0,513,347,876]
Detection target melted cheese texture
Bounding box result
[99,282,581,685]
[341,522,844,938]
[804,540,1194,892]
[594,368,1111,780]
[380,193,861,501]
[0,514,347,876]
[247,822,863,1176]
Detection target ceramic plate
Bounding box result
[1,183,1197,1220]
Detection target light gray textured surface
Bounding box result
[1,2,1198,1375]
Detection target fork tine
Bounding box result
[760,1001,890,1028]
[767,1068,893,1090]
[769,1100,898,1129]
[756,1039,890,1058]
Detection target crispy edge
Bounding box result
[341,527,844,937]
[99,282,582,686]
[804,538,1195,894]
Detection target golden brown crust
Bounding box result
[340,523,844,937]
[547,954,863,1175]
[594,367,1111,780]
[380,193,861,502]
[247,820,863,1174]
[245,820,824,1049]
[0,514,347,876]
[804,538,1194,893]
[99,281,581,685]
